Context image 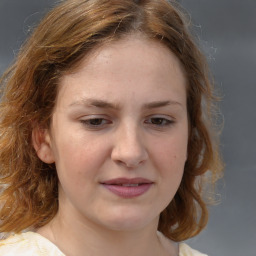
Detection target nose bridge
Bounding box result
[111,119,148,168]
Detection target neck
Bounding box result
[37,210,174,256]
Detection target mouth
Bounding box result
[100,178,154,198]
[120,184,140,187]
[101,177,153,185]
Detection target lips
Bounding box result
[101,178,153,198]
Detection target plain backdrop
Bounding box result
[0,1,256,256]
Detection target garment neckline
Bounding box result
[20,231,65,254]
[22,231,181,256]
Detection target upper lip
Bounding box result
[101,177,153,185]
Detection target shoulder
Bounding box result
[0,232,64,256]
[179,243,208,256]
[157,232,208,256]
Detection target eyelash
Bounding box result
[80,118,111,128]
[80,116,174,130]
[145,117,174,127]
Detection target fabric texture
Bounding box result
[0,232,64,256]
[179,243,208,256]
[0,232,208,256]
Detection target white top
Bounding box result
[0,232,208,256]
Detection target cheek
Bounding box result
[53,133,110,182]
[149,137,187,212]
[150,135,187,187]
[152,136,187,167]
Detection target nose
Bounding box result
[111,123,148,168]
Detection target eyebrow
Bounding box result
[69,99,120,109]
[142,100,182,109]
[69,98,183,110]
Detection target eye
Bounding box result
[80,118,111,129]
[145,117,174,127]
[87,118,105,126]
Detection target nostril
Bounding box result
[111,130,148,167]
[113,157,147,169]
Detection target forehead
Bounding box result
[56,35,187,107]
[65,34,186,78]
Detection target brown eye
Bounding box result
[151,118,165,125]
[147,117,173,126]
[88,118,104,126]
[80,118,111,129]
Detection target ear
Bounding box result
[32,127,55,164]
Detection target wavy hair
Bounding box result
[0,0,223,241]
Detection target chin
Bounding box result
[98,209,158,232]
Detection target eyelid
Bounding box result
[144,115,175,126]
[145,114,175,121]
[79,115,113,129]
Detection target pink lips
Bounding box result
[101,178,153,198]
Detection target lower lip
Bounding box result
[102,184,152,198]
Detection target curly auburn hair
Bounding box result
[0,0,223,241]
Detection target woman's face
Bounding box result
[42,35,188,232]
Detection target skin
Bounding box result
[34,35,188,256]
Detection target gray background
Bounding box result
[0,1,255,256]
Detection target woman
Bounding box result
[0,0,223,255]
